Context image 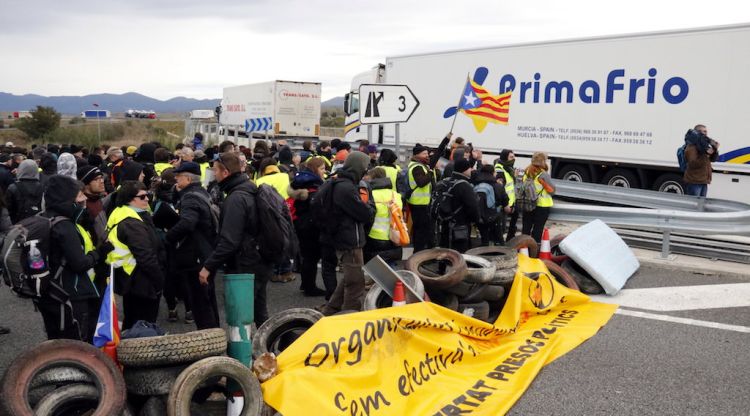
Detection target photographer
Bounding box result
[684,124,720,197]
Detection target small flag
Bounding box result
[458,78,512,132]
[93,103,99,107]
[93,266,120,348]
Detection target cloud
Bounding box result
[1,0,749,100]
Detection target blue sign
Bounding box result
[245,117,273,132]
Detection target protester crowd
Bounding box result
[0,133,556,341]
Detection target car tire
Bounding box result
[124,364,188,396]
[561,260,605,295]
[461,254,497,283]
[33,383,99,416]
[117,329,227,368]
[465,246,518,270]
[506,235,539,258]
[405,248,467,289]
[29,366,92,390]
[252,308,323,358]
[167,357,263,416]
[0,339,126,416]
[541,259,580,291]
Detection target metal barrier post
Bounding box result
[223,273,255,416]
[661,230,672,259]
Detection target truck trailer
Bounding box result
[82,110,110,118]
[343,23,750,203]
[219,80,321,138]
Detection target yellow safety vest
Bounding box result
[154,162,172,176]
[369,188,402,241]
[105,205,142,275]
[381,165,401,192]
[256,172,290,199]
[502,168,516,206]
[523,172,553,208]
[199,162,209,183]
[75,224,96,282]
[407,161,431,206]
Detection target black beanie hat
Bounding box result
[412,143,429,155]
[454,158,472,174]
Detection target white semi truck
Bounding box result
[219,80,321,139]
[343,24,750,203]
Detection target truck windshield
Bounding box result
[350,93,360,114]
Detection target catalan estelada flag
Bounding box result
[458,77,512,133]
[92,269,121,348]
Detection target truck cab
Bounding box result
[343,64,385,143]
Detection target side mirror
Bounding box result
[343,93,350,116]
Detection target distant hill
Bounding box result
[322,96,344,108]
[0,92,221,115]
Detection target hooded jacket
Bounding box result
[165,182,216,270]
[42,175,101,301]
[288,169,324,234]
[317,159,375,250]
[6,159,44,223]
[203,173,268,275]
[57,153,77,179]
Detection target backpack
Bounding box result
[2,215,68,298]
[676,144,688,172]
[515,174,542,213]
[185,191,221,235]
[430,178,468,222]
[396,169,413,200]
[253,184,299,264]
[474,182,499,224]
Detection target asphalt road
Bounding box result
[0,264,748,415]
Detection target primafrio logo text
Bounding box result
[497,68,688,104]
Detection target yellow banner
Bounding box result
[262,256,618,415]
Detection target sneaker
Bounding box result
[168,309,178,322]
[184,311,194,324]
[280,272,296,282]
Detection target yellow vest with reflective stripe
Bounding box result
[407,161,431,205]
[256,172,290,199]
[369,188,402,240]
[381,166,401,192]
[524,172,553,208]
[199,162,209,183]
[154,162,172,176]
[105,206,142,275]
[75,224,96,282]
[502,168,516,206]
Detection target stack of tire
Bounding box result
[0,339,131,415]
[399,246,517,323]
[117,328,262,415]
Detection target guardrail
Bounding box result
[548,180,750,261]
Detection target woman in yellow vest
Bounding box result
[363,167,404,265]
[153,148,173,177]
[378,148,401,192]
[521,152,556,243]
[106,181,166,330]
[494,149,520,241]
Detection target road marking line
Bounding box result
[590,283,750,311]
[615,308,750,333]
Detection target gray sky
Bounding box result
[2,0,749,100]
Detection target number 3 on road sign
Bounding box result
[398,96,406,112]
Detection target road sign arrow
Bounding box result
[358,84,420,125]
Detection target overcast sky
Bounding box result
[2,0,749,100]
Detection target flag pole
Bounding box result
[449,73,471,133]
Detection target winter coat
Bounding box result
[317,169,375,250]
[288,170,324,235]
[203,173,269,275]
[473,170,509,209]
[165,183,216,270]
[684,144,717,185]
[6,179,44,223]
[0,165,14,192]
[113,210,166,299]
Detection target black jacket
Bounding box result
[44,202,101,302]
[445,172,481,226]
[203,173,268,274]
[318,170,375,250]
[0,165,14,192]
[6,179,44,223]
[114,210,166,299]
[166,183,216,269]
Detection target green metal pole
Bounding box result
[223,273,255,415]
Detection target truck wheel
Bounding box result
[557,164,591,182]
[602,168,640,188]
[652,173,685,194]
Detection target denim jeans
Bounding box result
[685,183,708,197]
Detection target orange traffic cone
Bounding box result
[392,281,406,307]
[538,228,552,260]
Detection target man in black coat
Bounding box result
[0,154,15,192]
[438,159,481,253]
[199,152,273,325]
[473,164,510,246]
[39,175,112,342]
[318,151,375,315]
[166,162,218,329]
[6,159,44,223]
